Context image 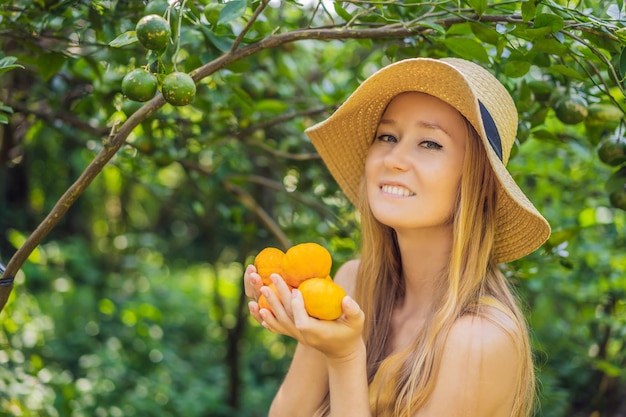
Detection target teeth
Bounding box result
[382,185,414,197]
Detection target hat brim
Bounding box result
[305,58,550,263]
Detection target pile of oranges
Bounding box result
[253,243,346,321]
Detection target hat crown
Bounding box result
[441,58,518,165]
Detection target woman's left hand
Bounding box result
[258,275,365,361]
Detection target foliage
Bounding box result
[0,0,625,416]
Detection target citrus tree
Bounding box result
[0,1,625,416]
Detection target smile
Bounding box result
[381,184,416,197]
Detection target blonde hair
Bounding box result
[315,120,535,417]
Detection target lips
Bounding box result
[381,184,416,197]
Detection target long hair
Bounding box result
[314,120,534,417]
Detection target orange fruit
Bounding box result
[254,247,285,286]
[299,278,346,320]
[258,283,293,314]
[281,242,332,288]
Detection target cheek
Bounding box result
[364,150,377,181]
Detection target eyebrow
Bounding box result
[378,118,453,138]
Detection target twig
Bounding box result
[222,180,291,250]
[231,0,270,51]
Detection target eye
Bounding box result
[376,134,398,143]
[420,140,442,150]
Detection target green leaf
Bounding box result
[594,359,623,378]
[0,56,24,76]
[620,47,626,80]
[548,64,587,81]
[503,60,531,78]
[0,102,13,113]
[204,3,224,26]
[334,3,352,22]
[218,0,247,26]
[605,166,626,193]
[37,53,65,81]
[108,31,138,48]
[469,22,500,45]
[419,21,446,36]
[521,0,536,22]
[199,26,233,52]
[531,37,568,55]
[0,56,23,69]
[465,0,487,16]
[254,99,289,114]
[512,26,552,40]
[0,114,9,124]
[0,56,18,67]
[532,129,559,141]
[615,28,626,44]
[533,13,564,32]
[443,38,489,63]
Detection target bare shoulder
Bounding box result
[332,259,360,297]
[417,312,522,417]
[447,310,520,355]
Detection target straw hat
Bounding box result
[305,57,550,263]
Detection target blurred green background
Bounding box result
[0,1,625,416]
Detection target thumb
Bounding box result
[341,296,363,322]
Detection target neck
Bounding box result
[395,225,453,316]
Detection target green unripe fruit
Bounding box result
[204,3,224,26]
[598,138,626,167]
[136,14,171,52]
[122,69,157,102]
[144,0,169,16]
[554,95,588,125]
[609,188,626,211]
[162,72,196,106]
[586,103,623,129]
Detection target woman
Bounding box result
[244,57,551,417]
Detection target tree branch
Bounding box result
[222,180,292,250]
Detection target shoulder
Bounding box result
[445,313,520,362]
[332,259,360,297]
[417,313,522,416]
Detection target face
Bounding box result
[365,92,468,233]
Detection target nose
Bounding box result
[383,141,411,171]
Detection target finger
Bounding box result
[271,274,293,318]
[248,300,264,324]
[343,296,358,314]
[258,285,303,337]
[291,288,313,328]
[258,285,282,315]
[340,296,365,328]
[244,265,262,299]
[259,305,290,335]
